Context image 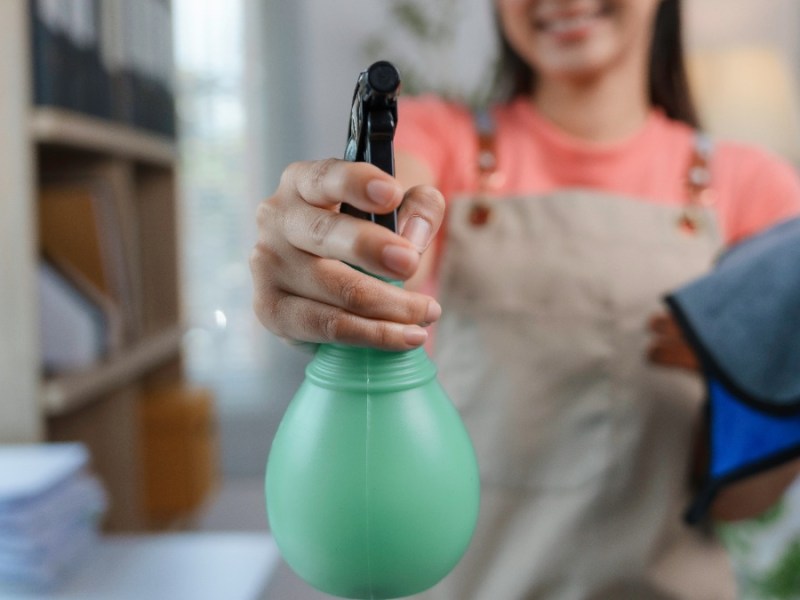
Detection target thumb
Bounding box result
[397,185,446,253]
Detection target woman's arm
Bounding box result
[710,459,800,522]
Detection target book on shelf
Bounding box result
[38,179,137,342]
[31,0,112,120]
[38,256,123,376]
[31,0,176,137]
[119,0,176,137]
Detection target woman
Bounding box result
[251,0,800,597]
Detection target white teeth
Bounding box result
[548,14,592,33]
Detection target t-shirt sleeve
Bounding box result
[394,95,475,196]
[717,143,800,243]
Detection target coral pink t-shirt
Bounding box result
[394,95,800,244]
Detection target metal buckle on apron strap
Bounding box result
[469,110,505,227]
[472,135,499,226]
[679,132,715,234]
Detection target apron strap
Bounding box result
[679,132,715,234]
[474,109,503,196]
[472,111,716,233]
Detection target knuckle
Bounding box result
[250,248,287,330]
[349,222,379,259]
[280,161,303,189]
[309,212,338,247]
[266,295,293,337]
[253,290,280,331]
[256,193,293,244]
[433,187,446,210]
[255,199,274,228]
[338,277,371,312]
[322,313,342,342]
[248,246,264,272]
[308,309,341,343]
[420,185,446,211]
[310,158,338,188]
[349,233,368,258]
[409,298,429,324]
[249,242,280,273]
[407,184,445,212]
[249,241,263,262]
[372,322,393,348]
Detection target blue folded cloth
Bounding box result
[666,216,800,522]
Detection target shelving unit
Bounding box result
[42,325,184,416]
[0,0,185,531]
[31,107,178,165]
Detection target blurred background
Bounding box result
[1,0,800,598]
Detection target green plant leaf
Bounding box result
[389,1,432,40]
[752,538,800,598]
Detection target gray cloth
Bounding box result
[666,216,800,413]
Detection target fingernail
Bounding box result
[366,180,401,208]
[402,216,432,252]
[403,326,428,346]
[424,300,442,324]
[382,245,417,277]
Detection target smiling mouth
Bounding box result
[533,2,613,35]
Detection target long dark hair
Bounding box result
[494,0,699,127]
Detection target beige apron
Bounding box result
[415,131,736,599]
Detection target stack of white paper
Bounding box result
[0,444,106,590]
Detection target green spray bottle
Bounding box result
[265,61,480,599]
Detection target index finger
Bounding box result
[282,158,404,214]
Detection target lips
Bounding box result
[533,1,612,35]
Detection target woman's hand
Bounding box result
[250,158,445,351]
[646,312,700,371]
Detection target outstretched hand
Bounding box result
[250,158,445,351]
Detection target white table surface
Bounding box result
[0,533,280,600]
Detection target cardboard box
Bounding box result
[139,384,218,526]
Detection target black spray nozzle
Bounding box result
[342,61,401,232]
[366,61,401,99]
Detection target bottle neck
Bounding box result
[306,344,437,393]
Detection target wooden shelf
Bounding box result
[42,325,184,417]
[2,0,187,530]
[30,107,177,166]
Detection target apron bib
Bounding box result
[415,131,735,599]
